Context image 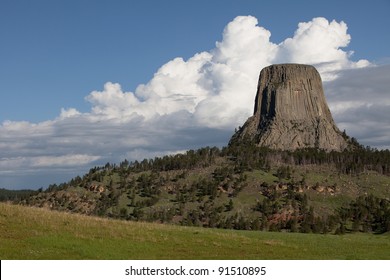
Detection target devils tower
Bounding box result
[230,64,349,151]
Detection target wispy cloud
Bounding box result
[1,16,385,189]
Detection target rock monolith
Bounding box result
[230,64,349,151]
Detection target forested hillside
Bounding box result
[18,142,390,234]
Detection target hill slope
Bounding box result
[20,145,390,234]
[1,203,389,260]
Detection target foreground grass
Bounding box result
[0,203,389,259]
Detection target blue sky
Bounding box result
[1,0,390,189]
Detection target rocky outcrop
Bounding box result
[230,64,349,151]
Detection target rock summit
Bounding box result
[230,64,349,151]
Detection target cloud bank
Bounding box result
[1,16,387,189]
[325,64,390,149]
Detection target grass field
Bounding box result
[0,203,389,260]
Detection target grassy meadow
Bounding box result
[0,203,389,260]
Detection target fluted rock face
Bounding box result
[230,64,349,151]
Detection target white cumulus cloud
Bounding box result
[81,16,370,129]
[276,17,370,79]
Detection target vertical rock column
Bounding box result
[230,64,348,151]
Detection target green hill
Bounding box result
[1,203,389,259]
[19,144,390,234]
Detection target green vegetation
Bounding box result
[1,203,389,260]
[0,188,38,202]
[5,144,386,234]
